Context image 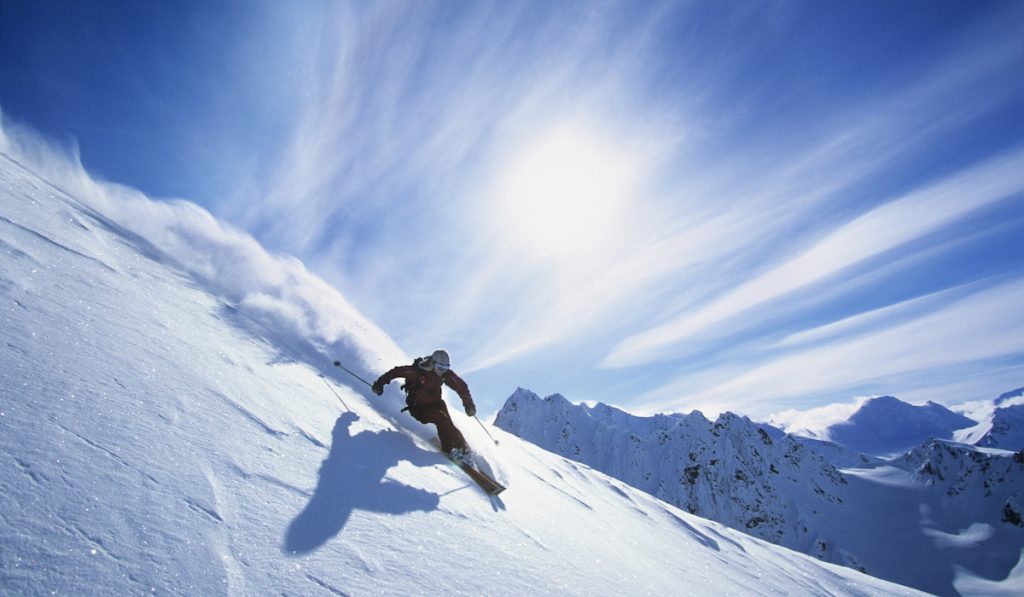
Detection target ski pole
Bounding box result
[333,360,373,388]
[319,374,351,412]
[474,415,500,446]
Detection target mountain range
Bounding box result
[495,388,1024,595]
[815,395,977,457]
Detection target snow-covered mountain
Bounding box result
[895,439,1023,529]
[976,405,1024,450]
[494,389,1024,596]
[817,395,977,457]
[494,389,848,551]
[776,390,1024,456]
[956,388,1024,451]
[996,387,1024,407]
[0,134,927,594]
[791,436,887,470]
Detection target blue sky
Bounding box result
[2,0,1022,418]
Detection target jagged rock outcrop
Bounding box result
[494,388,847,550]
[496,388,1024,594]
[975,404,1024,450]
[896,438,1024,528]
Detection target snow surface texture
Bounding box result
[0,143,928,595]
[495,389,1024,596]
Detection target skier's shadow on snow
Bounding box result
[284,412,440,555]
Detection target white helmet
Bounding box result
[431,349,451,373]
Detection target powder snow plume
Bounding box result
[0,110,406,375]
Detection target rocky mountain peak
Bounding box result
[495,391,847,550]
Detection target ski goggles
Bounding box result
[433,361,450,373]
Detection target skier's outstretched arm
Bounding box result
[372,365,413,395]
[445,371,476,417]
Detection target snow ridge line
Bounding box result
[210,391,288,439]
[46,416,160,485]
[67,523,124,562]
[10,456,49,487]
[304,572,350,596]
[0,213,118,274]
[184,497,224,523]
[225,462,311,499]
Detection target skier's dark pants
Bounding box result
[410,401,468,453]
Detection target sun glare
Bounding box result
[495,126,636,261]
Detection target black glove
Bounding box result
[372,381,384,396]
[465,404,477,417]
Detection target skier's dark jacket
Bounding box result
[376,359,474,413]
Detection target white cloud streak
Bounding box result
[640,278,1024,418]
[11,1,1020,417]
[606,148,1024,368]
[767,399,871,437]
[459,12,1023,375]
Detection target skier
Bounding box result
[372,349,477,462]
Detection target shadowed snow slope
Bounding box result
[0,150,926,595]
[820,396,976,456]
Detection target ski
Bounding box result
[451,457,507,496]
[432,440,507,496]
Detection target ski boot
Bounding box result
[447,447,475,466]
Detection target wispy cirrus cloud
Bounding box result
[457,13,1023,379]
[225,2,689,360]
[605,147,1024,369]
[637,278,1024,418]
[9,0,1020,416]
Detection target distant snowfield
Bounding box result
[839,463,1024,595]
[0,137,926,596]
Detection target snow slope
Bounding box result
[495,390,1024,596]
[0,142,925,594]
